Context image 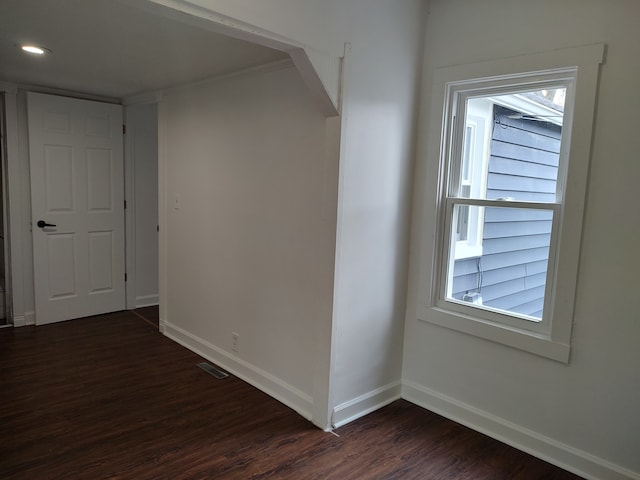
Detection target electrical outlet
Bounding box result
[232,332,239,353]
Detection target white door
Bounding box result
[28,92,125,325]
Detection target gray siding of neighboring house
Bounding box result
[452,105,561,318]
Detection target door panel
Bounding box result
[28,92,125,325]
[88,231,114,293]
[47,234,77,298]
[87,148,113,211]
[45,145,75,211]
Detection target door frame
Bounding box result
[0,93,13,325]
[0,84,22,326]
[123,101,159,311]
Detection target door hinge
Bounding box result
[122,124,126,134]
[125,273,128,282]
[124,200,127,210]
[156,225,159,232]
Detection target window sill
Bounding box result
[417,305,570,363]
[453,249,482,261]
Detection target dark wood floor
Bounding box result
[131,305,160,328]
[0,310,583,480]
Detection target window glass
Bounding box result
[448,205,553,321]
[443,85,567,324]
[459,89,566,202]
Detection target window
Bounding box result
[415,45,604,362]
[446,87,566,323]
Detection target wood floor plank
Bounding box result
[0,310,584,479]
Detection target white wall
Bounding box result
[155,0,425,428]
[159,63,337,422]
[327,0,425,426]
[125,103,159,308]
[403,1,640,479]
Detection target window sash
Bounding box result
[446,79,574,203]
[438,197,561,334]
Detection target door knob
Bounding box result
[37,220,56,228]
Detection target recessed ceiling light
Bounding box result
[18,44,52,55]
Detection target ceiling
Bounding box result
[0,0,289,100]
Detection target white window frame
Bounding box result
[444,81,569,323]
[453,100,491,260]
[414,44,604,362]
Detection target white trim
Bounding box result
[0,82,18,94]
[125,57,337,116]
[423,307,570,362]
[135,294,159,308]
[24,310,35,326]
[163,321,314,423]
[157,99,168,341]
[415,44,604,362]
[138,0,307,52]
[124,106,137,311]
[160,59,295,100]
[122,91,163,107]
[433,44,604,90]
[12,314,25,328]
[1,95,12,325]
[2,90,24,328]
[2,81,119,104]
[331,382,401,429]
[289,48,341,117]
[123,59,294,105]
[402,380,640,480]
[315,43,351,431]
[453,105,489,261]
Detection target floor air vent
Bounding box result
[197,362,229,379]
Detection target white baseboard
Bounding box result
[332,382,401,429]
[163,321,314,422]
[402,380,639,480]
[12,314,25,327]
[12,311,36,327]
[135,295,159,308]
